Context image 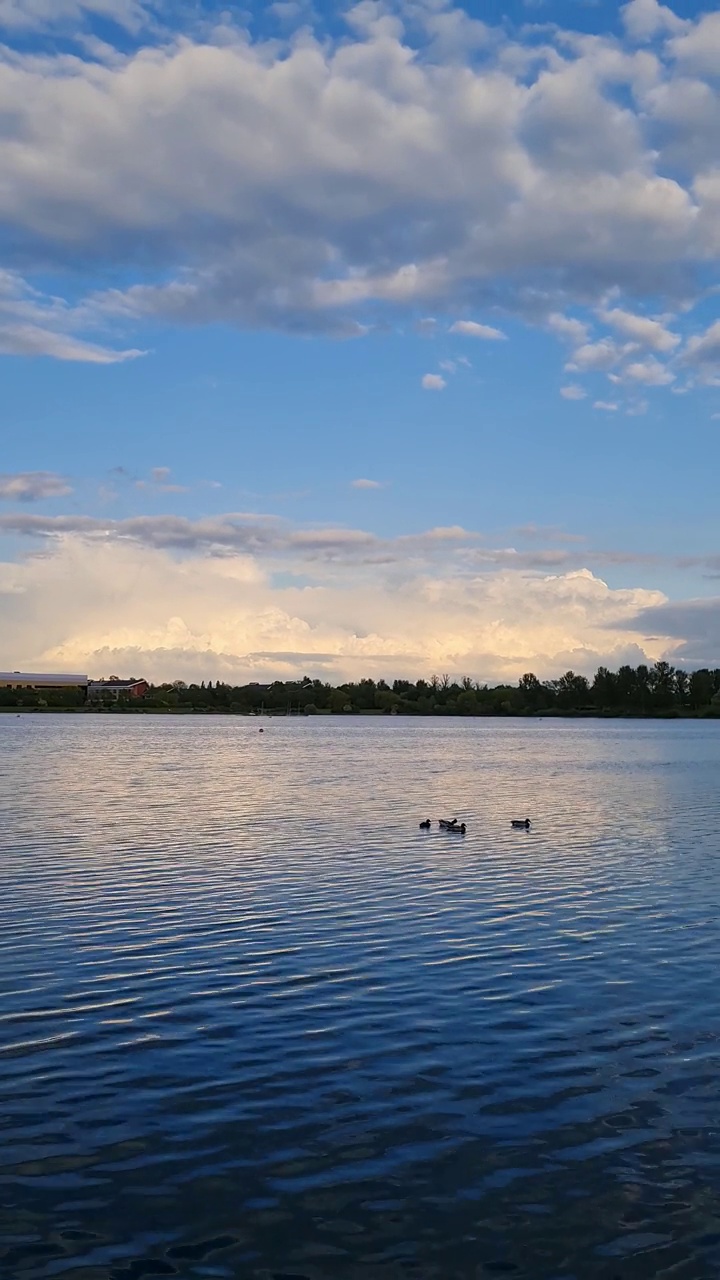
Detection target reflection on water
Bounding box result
[2,715,720,1279]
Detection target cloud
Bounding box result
[0,0,149,32]
[449,321,507,341]
[622,358,675,386]
[593,400,619,411]
[566,340,624,373]
[599,307,681,353]
[0,325,144,363]
[0,0,712,381]
[0,270,145,363]
[684,320,720,372]
[669,13,720,76]
[421,373,446,391]
[0,531,673,684]
[0,471,72,501]
[547,313,590,346]
[0,509,709,579]
[621,595,720,667]
[351,478,383,490]
[560,384,586,400]
[622,0,687,42]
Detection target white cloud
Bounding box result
[351,478,383,489]
[0,471,71,501]
[449,321,507,341]
[623,357,675,385]
[547,313,590,346]
[599,306,680,353]
[0,270,145,363]
[421,373,446,390]
[684,320,720,371]
[560,384,586,400]
[669,13,720,75]
[0,0,148,31]
[0,325,144,363]
[566,339,623,372]
[593,400,619,411]
[0,0,712,383]
[0,6,706,362]
[622,0,687,42]
[0,532,674,684]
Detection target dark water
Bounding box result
[2,715,720,1280]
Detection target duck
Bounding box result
[419,819,431,829]
[440,819,466,834]
[511,818,531,829]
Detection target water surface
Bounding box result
[2,715,720,1279]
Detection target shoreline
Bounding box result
[3,707,720,721]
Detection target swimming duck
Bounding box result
[419,819,431,829]
[511,818,531,829]
[440,819,466,834]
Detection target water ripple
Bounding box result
[2,715,720,1278]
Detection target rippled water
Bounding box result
[3,715,720,1279]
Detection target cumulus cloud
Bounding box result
[0,471,72,501]
[0,530,674,684]
[0,0,714,374]
[449,321,506,340]
[599,307,681,353]
[560,384,586,400]
[421,373,446,391]
[593,400,619,411]
[669,13,720,76]
[622,0,687,42]
[566,340,624,373]
[622,358,675,385]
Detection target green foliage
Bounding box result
[1,661,718,717]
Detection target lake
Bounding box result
[2,715,720,1280]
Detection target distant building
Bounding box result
[87,678,149,701]
[0,672,88,691]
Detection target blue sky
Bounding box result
[1,0,720,682]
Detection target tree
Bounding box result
[649,660,676,709]
[592,666,617,709]
[554,671,590,710]
[690,669,713,709]
[518,672,545,711]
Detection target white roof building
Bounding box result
[0,672,88,688]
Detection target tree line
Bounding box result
[4,661,720,716]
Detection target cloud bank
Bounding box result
[0,510,685,682]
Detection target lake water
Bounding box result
[2,715,720,1280]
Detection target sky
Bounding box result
[1,0,720,685]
